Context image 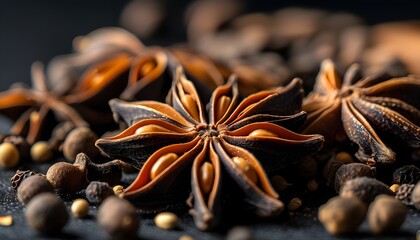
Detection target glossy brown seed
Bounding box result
[368,195,407,235]
[181,94,200,121]
[135,124,171,135]
[248,129,278,138]
[319,196,367,235]
[215,95,231,121]
[199,162,215,195]
[232,157,258,184]
[150,153,179,180]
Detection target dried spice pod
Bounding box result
[10,169,38,191]
[25,193,69,234]
[17,175,54,205]
[303,60,420,165]
[334,163,375,193]
[318,196,367,235]
[340,177,394,204]
[96,70,324,230]
[395,183,415,205]
[97,196,139,239]
[411,183,420,209]
[368,195,408,235]
[393,165,420,184]
[85,181,114,205]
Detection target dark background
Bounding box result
[0,0,419,91]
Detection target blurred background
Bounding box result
[1,0,419,91]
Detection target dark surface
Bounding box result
[1,161,420,240]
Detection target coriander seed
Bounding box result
[154,212,178,230]
[31,141,53,163]
[0,142,20,169]
[71,198,89,218]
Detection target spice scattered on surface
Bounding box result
[30,141,53,163]
[86,181,114,205]
[0,215,13,226]
[0,142,20,169]
[154,212,179,230]
[340,177,394,204]
[71,198,90,218]
[17,175,54,205]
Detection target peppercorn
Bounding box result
[318,196,367,235]
[411,183,420,210]
[368,195,408,235]
[226,226,253,240]
[17,175,54,205]
[288,198,302,211]
[46,161,88,194]
[97,196,139,239]
[340,177,394,204]
[62,127,99,162]
[71,198,90,218]
[25,193,69,234]
[30,141,53,163]
[395,184,415,205]
[154,212,179,230]
[0,142,20,169]
[322,156,344,187]
[334,163,374,193]
[393,165,420,185]
[85,181,114,205]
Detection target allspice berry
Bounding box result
[0,142,20,169]
[46,162,88,194]
[98,197,139,239]
[340,177,394,204]
[368,195,408,235]
[154,212,179,230]
[71,198,90,218]
[318,196,367,235]
[85,181,114,205]
[63,127,99,162]
[17,175,54,205]
[31,141,53,163]
[334,163,374,193]
[25,193,69,234]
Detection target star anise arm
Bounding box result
[121,137,203,206]
[223,122,324,171]
[189,138,222,231]
[351,96,420,148]
[342,98,396,165]
[213,138,284,217]
[312,59,342,95]
[96,118,197,168]
[0,89,39,120]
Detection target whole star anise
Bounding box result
[303,59,420,165]
[96,68,324,230]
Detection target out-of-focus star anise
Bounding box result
[303,59,420,165]
[96,68,324,230]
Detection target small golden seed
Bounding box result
[150,153,179,180]
[390,184,400,193]
[181,94,200,121]
[71,198,89,218]
[31,141,53,163]
[232,157,258,184]
[248,129,278,138]
[0,215,13,226]
[336,152,353,164]
[288,198,302,211]
[271,175,291,191]
[179,235,194,240]
[198,162,215,195]
[135,124,171,135]
[113,185,124,196]
[215,95,231,121]
[154,212,179,230]
[0,142,20,169]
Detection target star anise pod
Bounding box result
[96,68,324,230]
[303,59,420,165]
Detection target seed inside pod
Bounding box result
[215,95,231,121]
[248,129,278,138]
[150,153,179,180]
[135,124,171,135]
[181,94,200,121]
[232,157,258,184]
[199,162,215,195]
